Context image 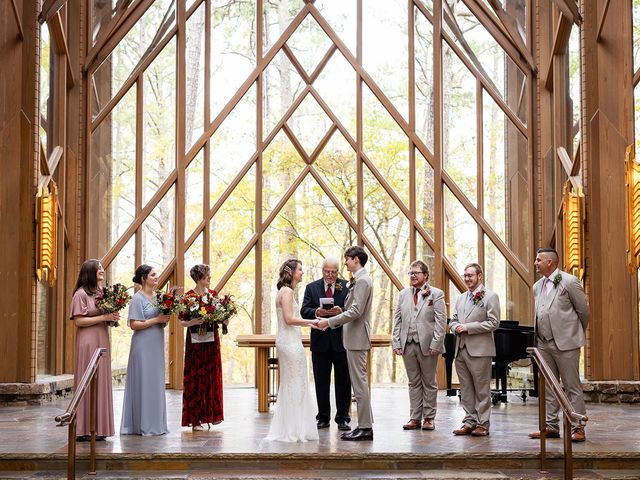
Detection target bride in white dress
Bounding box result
[265,259,319,442]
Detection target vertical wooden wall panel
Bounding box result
[583,0,639,380]
[0,0,38,382]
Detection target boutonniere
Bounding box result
[347,275,356,290]
[552,273,562,287]
[334,282,343,292]
[472,290,485,305]
[421,286,431,299]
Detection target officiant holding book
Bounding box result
[301,257,352,431]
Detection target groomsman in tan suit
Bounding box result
[392,260,446,431]
[528,248,590,442]
[450,263,500,437]
[316,246,374,441]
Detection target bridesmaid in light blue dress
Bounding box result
[120,265,170,436]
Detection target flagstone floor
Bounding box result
[0,386,637,456]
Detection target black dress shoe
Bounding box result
[340,428,357,439]
[337,421,351,431]
[76,435,90,442]
[342,427,373,441]
[316,420,330,429]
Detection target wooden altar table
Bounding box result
[235,333,392,412]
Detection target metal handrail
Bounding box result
[527,347,589,480]
[55,347,107,479]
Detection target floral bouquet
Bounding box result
[214,293,238,335]
[182,290,237,336]
[153,287,185,328]
[96,283,132,327]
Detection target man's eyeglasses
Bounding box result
[463,274,477,278]
[323,270,338,276]
[407,271,426,277]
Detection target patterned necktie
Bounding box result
[326,284,333,298]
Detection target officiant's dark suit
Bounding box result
[301,270,351,430]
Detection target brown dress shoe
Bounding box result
[471,426,489,436]
[403,419,420,430]
[571,428,586,442]
[528,428,560,439]
[422,419,435,430]
[452,425,474,435]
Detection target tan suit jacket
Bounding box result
[392,285,447,355]
[534,270,589,351]
[449,285,500,357]
[328,268,373,351]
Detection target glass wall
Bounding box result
[86,0,535,386]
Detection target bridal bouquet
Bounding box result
[96,283,132,327]
[153,287,185,328]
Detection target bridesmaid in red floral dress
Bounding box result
[180,264,224,431]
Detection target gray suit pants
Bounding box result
[537,339,586,431]
[402,341,438,420]
[346,349,373,429]
[455,347,492,430]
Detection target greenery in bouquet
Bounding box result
[96,283,132,327]
[152,287,185,328]
[182,290,237,335]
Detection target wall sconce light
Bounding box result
[626,144,640,273]
[36,181,58,286]
[562,180,583,279]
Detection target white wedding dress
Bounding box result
[265,298,318,442]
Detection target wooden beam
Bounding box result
[40,0,66,23]
[10,0,23,39]
[463,0,532,75]
[50,12,76,88]
[484,0,537,73]
[596,0,611,42]
[84,0,154,73]
[552,0,582,25]
[557,147,583,192]
[544,12,572,91]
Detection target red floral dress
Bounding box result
[181,288,224,427]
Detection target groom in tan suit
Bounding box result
[528,248,590,442]
[392,260,446,431]
[316,246,374,441]
[449,263,500,437]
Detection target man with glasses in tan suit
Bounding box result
[392,260,446,431]
[528,247,590,442]
[316,246,374,441]
[450,263,500,437]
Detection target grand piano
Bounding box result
[443,320,539,403]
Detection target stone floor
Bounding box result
[1,387,640,479]
[0,386,636,455]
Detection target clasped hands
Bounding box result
[312,306,343,331]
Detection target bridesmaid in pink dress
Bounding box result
[69,259,120,441]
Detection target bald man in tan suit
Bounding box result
[449,263,500,437]
[529,248,589,442]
